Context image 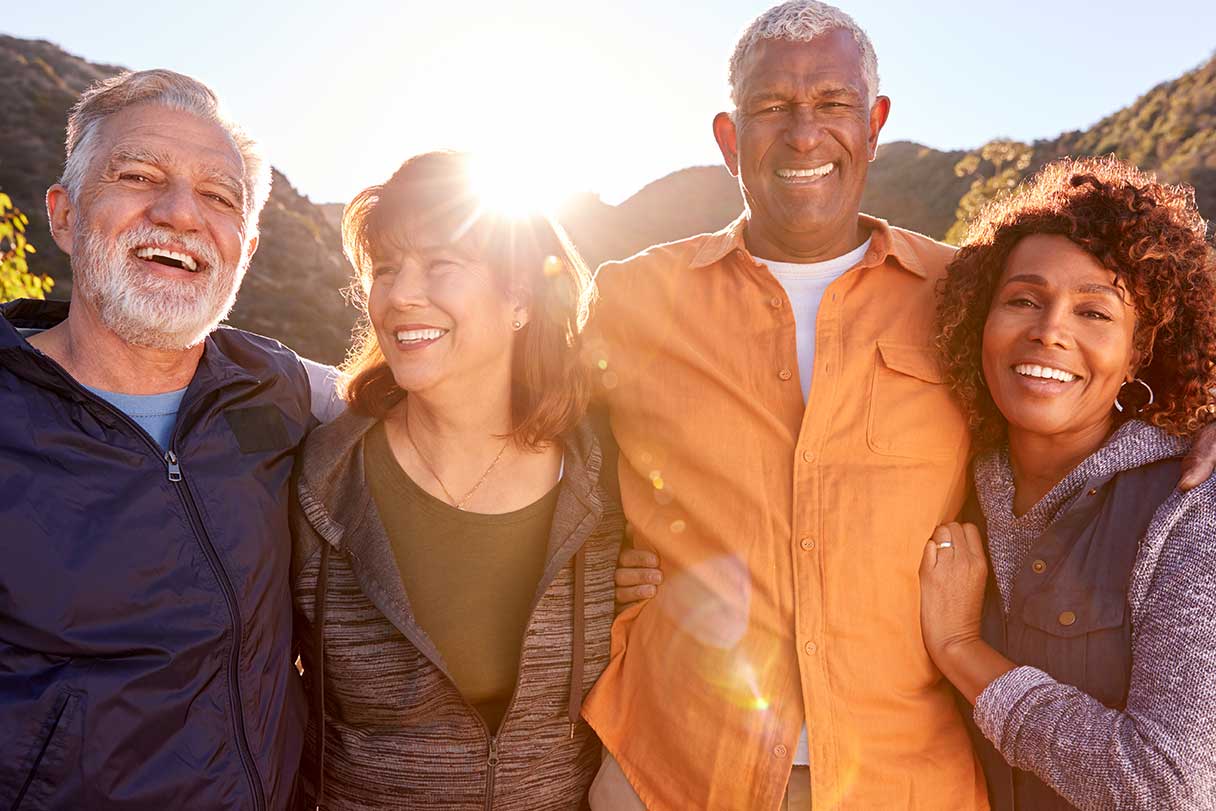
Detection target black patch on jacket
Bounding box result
[225,405,291,453]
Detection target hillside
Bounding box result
[2,36,1213,363]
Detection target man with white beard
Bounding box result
[0,70,337,809]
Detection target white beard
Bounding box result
[71,223,247,351]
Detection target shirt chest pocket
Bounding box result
[866,341,967,460]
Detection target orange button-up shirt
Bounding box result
[582,215,988,810]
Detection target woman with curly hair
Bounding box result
[919,155,1216,810]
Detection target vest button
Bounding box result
[1032,559,1047,574]
[778,368,793,381]
[773,744,788,758]
[1058,611,1077,626]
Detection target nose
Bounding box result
[384,262,429,309]
[784,104,826,153]
[146,179,205,233]
[1027,301,1073,349]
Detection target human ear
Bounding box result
[712,112,741,177]
[867,96,892,161]
[46,184,76,255]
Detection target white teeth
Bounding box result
[776,164,834,179]
[1014,364,1078,382]
[395,328,447,343]
[135,246,198,271]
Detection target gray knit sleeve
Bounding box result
[973,485,1216,810]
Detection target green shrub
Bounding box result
[0,192,53,302]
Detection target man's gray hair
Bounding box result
[60,69,272,226]
[729,1,880,108]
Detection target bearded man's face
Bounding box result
[66,103,256,350]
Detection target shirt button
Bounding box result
[803,641,818,655]
[770,296,783,309]
[801,450,814,463]
[799,537,815,551]
[778,368,793,381]
[1058,611,1077,627]
[1032,559,1047,574]
[773,744,788,758]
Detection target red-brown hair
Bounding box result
[339,151,595,450]
[937,155,1216,450]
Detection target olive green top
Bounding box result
[363,421,559,732]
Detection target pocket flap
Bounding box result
[1021,589,1126,638]
[876,341,946,384]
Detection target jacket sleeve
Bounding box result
[973,484,1216,810]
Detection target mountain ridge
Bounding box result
[2,35,1212,363]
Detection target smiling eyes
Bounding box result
[1004,295,1114,322]
[755,101,852,115]
[372,260,463,279]
[117,172,237,209]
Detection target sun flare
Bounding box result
[468,151,571,218]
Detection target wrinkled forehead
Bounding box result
[95,104,246,192]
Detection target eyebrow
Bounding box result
[106,146,246,207]
[1003,273,1125,300]
[744,80,861,105]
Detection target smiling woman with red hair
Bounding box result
[920,155,1216,810]
[289,151,624,809]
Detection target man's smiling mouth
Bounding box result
[775,164,835,181]
[134,246,200,272]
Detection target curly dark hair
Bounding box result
[936,155,1216,450]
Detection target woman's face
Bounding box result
[981,234,1139,444]
[367,220,524,398]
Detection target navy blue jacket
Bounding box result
[0,300,309,810]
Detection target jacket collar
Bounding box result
[0,298,259,395]
[689,212,928,279]
[296,407,607,562]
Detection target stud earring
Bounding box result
[512,320,524,331]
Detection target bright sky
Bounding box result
[6,1,1214,205]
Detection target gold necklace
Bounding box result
[404,417,510,511]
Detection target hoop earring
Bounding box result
[1114,378,1154,414]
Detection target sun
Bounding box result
[390,26,605,220]
[468,150,571,218]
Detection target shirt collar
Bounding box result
[690,212,928,279]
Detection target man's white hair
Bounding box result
[729,0,880,108]
[60,69,272,228]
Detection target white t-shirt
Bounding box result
[761,237,872,403]
[758,236,872,766]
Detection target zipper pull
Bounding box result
[487,737,499,767]
[165,450,183,482]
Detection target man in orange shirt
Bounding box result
[582,4,987,808]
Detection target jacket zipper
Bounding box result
[164,450,267,811]
[475,535,587,810]
[34,365,267,811]
[483,736,499,811]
